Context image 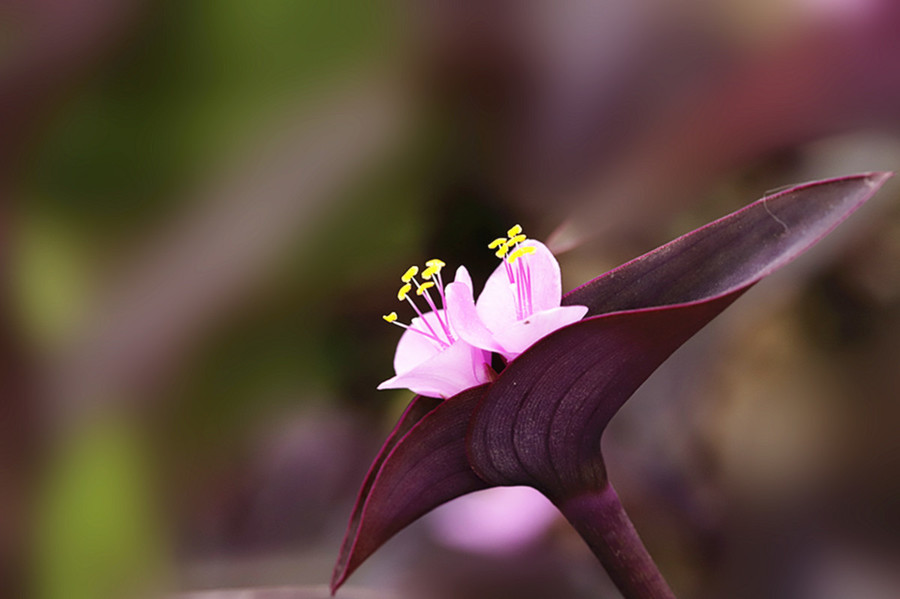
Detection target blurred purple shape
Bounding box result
[427,486,559,555]
[173,585,395,599]
[548,0,900,252]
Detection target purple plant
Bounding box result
[332,173,890,598]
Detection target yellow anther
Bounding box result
[416,281,435,295]
[495,243,510,258]
[488,237,507,250]
[401,266,419,283]
[508,234,527,245]
[423,259,445,279]
[397,283,412,301]
[507,246,536,264]
[383,312,399,323]
[507,224,523,237]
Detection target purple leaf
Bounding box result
[467,300,736,497]
[563,173,891,316]
[332,396,439,579]
[467,172,890,496]
[334,173,890,596]
[331,387,489,592]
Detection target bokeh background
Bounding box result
[4,1,900,598]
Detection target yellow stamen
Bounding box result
[507,224,523,237]
[508,234,527,245]
[422,259,446,279]
[383,312,398,323]
[397,283,412,301]
[495,243,510,258]
[401,266,419,283]
[488,237,507,250]
[416,281,435,295]
[507,246,536,264]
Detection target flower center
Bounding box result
[488,224,536,321]
[382,259,455,348]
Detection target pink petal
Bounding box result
[476,240,563,330]
[392,311,446,375]
[453,265,473,289]
[476,262,518,330]
[378,339,492,399]
[428,486,559,554]
[520,240,565,313]
[492,305,589,360]
[446,280,506,354]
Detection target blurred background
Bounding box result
[3,1,900,598]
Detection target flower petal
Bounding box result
[384,266,493,399]
[453,264,473,290]
[521,240,566,313]
[391,313,444,375]
[331,386,490,593]
[475,262,516,329]
[445,280,506,354]
[379,337,491,399]
[491,305,589,359]
[476,240,562,329]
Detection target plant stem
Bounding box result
[555,483,676,599]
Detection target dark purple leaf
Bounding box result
[334,173,890,596]
[467,172,890,497]
[466,299,736,497]
[564,173,891,315]
[331,387,489,592]
[334,395,441,568]
[557,483,676,599]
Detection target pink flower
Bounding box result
[377,261,493,399]
[378,226,587,397]
[447,228,588,361]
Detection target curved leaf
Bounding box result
[468,173,890,496]
[332,395,440,584]
[331,386,489,592]
[334,174,890,594]
[466,299,738,497]
[564,173,890,315]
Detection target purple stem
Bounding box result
[555,483,677,599]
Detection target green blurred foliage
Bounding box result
[14,209,94,348]
[168,160,427,456]
[25,0,411,592]
[28,0,389,234]
[22,0,405,436]
[35,419,167,599]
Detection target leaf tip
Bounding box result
[864,171,893,188]
[329,568,346,595]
